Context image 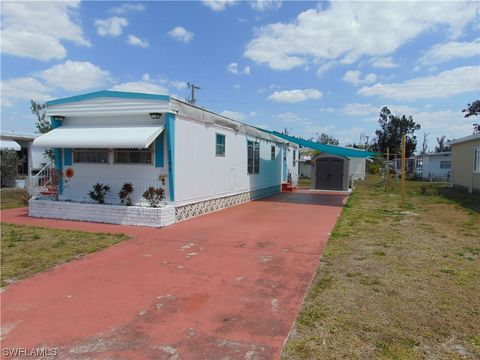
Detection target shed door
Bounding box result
[315,158,344,190]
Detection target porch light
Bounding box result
[149,112,162,120]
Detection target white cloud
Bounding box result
[109,3,145,14]
[1,77,52,107]
[342,103,379,116]
[358,66,479,101]
[413,109,474,140]
[220,110,246,121]
[170,80,188,90]
[250,0,282,12]
[316,61,336,78]
[226,63,250,75]
[111,81,168,95]
[233,84,241,89]
[168,26,194,43]
[39,61,112,92]
[342,103,418,117]
[370,56,398,68]
[343,70,377,85]
[95,17,128,37]
[202,0,237,11]
[0,1,89,61]
[273,112,310,124]
[419,38,480,65]
[268,89,322,103]
[126,35,149,48]
[245,2,477,71]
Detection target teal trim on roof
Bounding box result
[256,127,377,158]
[46,90,170,106]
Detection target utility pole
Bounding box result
[386,147,390,191]
[401,135,406,207]
[187,82,201,105]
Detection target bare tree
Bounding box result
[421,132,429,154]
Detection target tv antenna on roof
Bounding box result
[187,82,201,105]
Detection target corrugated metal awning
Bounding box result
[0,139,21,151]
[33,125,164,149]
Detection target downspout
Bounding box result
[51,116,63,195]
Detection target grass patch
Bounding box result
[1,188,29,210]
[1,223,129,287]
[283,176,480,359]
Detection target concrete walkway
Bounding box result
[0,191,347,359]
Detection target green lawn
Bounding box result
[1,223,129,287]
[1,188,29,210]
[283,177,480,359]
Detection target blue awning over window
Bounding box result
[258,128,377,158]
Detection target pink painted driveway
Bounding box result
[1,191,346,359]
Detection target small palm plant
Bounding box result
[88,183,110,204]
[118,182,134,206]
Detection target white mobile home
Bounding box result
[1,132,49,188]
[415,152,452,181]
[31,90,298,225]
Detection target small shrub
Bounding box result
[88,183,110,204]
[419,184,439,196]
[142,187,165,207]
[118,182,134,206]
[0,150,19,187]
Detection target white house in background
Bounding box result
[0,132,49,188]
[414,152,452,181]
[30,90,299,226]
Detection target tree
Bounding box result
[371,107,421,158]
[434,135,451,153]
[0,150,19,187]
[31,100,50,134]
[462,99,480,118]
[31,100,54,160]
[421,132,429,154]
[316,132,339,145]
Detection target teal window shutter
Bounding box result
[155,132,164,167]
[64,149,73,166]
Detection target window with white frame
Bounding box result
[73,149,109,164]
[293,150,297,166]
[114,146,153,164]
[216,134,226,156]
[271,145,275,160]
[440,161,451,169]
[474,147,480,172]
[247,140,260,174]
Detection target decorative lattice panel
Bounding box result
[175,185,280,222]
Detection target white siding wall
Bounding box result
[174,116,283,206]
[422,154,452,179]
[348,157,366,180]
[284,146,299,184]
[59,114,169,205]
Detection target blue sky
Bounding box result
[1,0,479,150]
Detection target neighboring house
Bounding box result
[0,132,49,188]
[31,90,299,224]
[415,152,452,181]
[448,133,480,193]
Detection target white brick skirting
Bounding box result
[175,184,280,222]
[29,198,176,228]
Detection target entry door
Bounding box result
[315,158,344,190]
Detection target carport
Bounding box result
[262,131,376,191]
